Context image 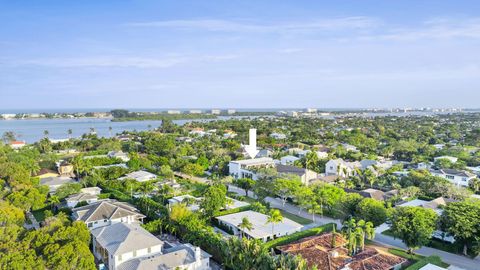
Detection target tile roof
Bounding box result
[91,223,163,256]
[278,233,406,270]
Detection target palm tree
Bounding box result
[43,130,49,138]
[2,131,16,143]
[108,126,113,137]
[147,124,152,130]
[267,209,283,238]
[89,127,96,134]
[238,217,253,238]
[139,181,155,197]
[67,129,73,139]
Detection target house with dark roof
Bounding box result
[72,200,145,229]
[430,168,476,187]
[278,233,406,270]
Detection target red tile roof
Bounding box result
[277,233,406,270]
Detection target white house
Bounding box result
[228,158,275,180]
[434,156,458,164]
[108,151,130,162]
[168,195,202,211]
[9,140,26,149]
[215,210,303,242]
[280,155,300,165]
[91,223,164,270]
[80,186,102,195]
[40,176,77,193]
[189,128,206,137]
[116,243,211,270]
[430,169,476,187]
[397,197,455,243]
[270,132,287,140]
[325,159,361,177]
[119,170,157,182]
[65,192,99,208]
[72,200,145,229]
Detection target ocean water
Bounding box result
[0,117,238,143]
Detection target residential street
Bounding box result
[228,185,480,270]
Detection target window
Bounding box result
[88,223,92,228]
[462,178,467,182]
[446,175,454,180]
[104,219,107,222]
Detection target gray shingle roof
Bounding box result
[117,244,210,270]
[91,223,163,256]
[72,200,145,223]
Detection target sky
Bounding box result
[1,0,480,109]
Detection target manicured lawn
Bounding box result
[388,248,449,270]
[383,229,470,257]
[274,209,312,225]
[405,255,449,270]
[264,223,335,250]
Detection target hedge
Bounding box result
[214,205,253,217]
[264,223,336,250]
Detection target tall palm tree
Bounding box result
[2,131,16,143]
[139,181,155,197]
[89,127,96,134]
[238,217,253,238]
[267,209,283,238]
[43,130,49,138]
[67,129,73,139]
[108,126,113,137]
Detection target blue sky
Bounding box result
[1,0,479,109]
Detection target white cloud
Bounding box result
[365,18,480,41]
[6,54,240,68]
[127,17,380,33]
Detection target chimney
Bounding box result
[195,246,201,261]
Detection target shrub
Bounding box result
[264,223,336,250]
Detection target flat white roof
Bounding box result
[216,210,302,239]
[397,199,428,207]
[230,157,274,166]
[226,198,250,210]
[119,170,157,181]
[419,263,447,270]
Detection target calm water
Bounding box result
[0,117,239,143]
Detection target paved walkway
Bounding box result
[227,184,479,270]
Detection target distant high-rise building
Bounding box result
[189,110,202,114]
[210,109,221,115]
[167,110,181,114]
[306,108,317,113]
[227,109,236,114]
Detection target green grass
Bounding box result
[405,256,449,270]
[264,223,335,250]
[383,229,472,257]
[274,209,312,225]
[388,248,424,262]
[31,207,49,222]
